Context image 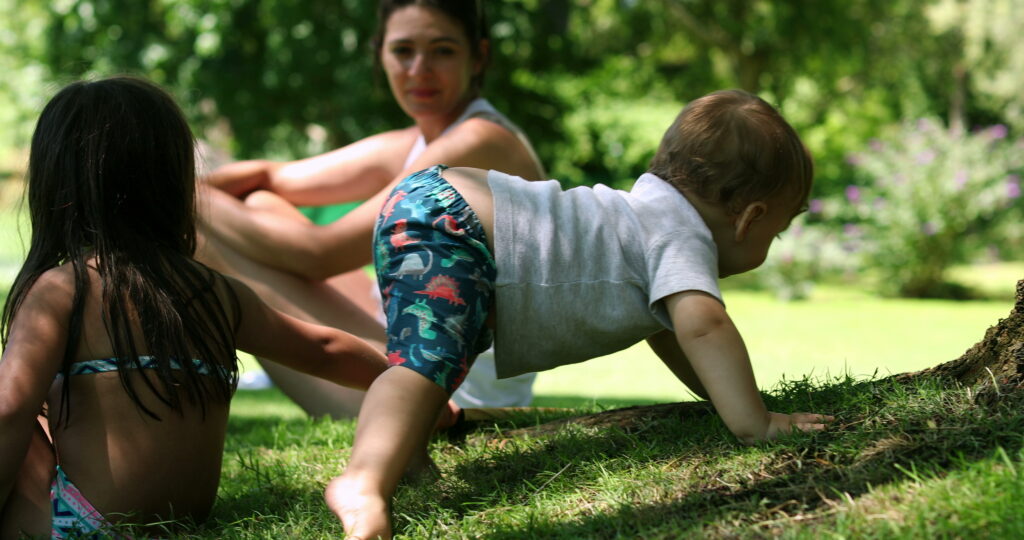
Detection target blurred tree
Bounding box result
[927,0,1024,132]
[26,0,1024,195]
[43,0,396,157]
[0,0,49,171]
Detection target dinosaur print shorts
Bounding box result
[373,165,496,394]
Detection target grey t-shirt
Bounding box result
[488,170,722,378]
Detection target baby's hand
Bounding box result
[761,411,833,441]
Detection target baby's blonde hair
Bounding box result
[648,90,813,213]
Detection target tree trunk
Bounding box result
[896,279,1023,388]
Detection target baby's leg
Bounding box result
[0,416,55,538]
[327,166,496,537]
[326,367,448,540]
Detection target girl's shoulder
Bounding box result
[22,264,80,306]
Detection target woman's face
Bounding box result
[381,5,483,124]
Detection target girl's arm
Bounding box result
[200,118,538,280]
[0,270,73,509]
[225,275,387,390]
[661,290,831,443]
[204,128,419,204]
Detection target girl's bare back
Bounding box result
[8,262,235,533]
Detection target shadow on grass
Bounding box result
[472,423,1024,540]
[400,377,1024,538]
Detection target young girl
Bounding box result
[0,77,388,538]
[326,90,834,539]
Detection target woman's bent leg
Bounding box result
[197,232,385,419]
[1,417,56,538]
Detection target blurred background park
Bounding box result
[0,0,1021,407]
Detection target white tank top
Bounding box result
[402,98,544,176]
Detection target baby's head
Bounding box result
[28,76,197,257]
[649,90,814,275]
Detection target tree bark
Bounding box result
[896,279,1023,388]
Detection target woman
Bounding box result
[199,0,544,418]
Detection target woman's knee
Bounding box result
[243,189,311,221]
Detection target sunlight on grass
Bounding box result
[532,285,1014,406]
[0,179,28,284]
[949,261,1024,299]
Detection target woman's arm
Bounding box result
[0,270,72,509]
[200,118,542,280]
[204,128,419,205]
[226,275,387,390]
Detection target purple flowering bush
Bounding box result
[840,118,1024,297]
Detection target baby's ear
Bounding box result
[733,201,768,242]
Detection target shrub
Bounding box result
[841,118,1023,297]
[755,214,858,301]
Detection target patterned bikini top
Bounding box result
[66,356,227,377]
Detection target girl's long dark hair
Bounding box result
[0,76,239,422]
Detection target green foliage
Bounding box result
[25,0,1003,191]
[42,0,398,158]
[0,0,49,168]
[839,119,1023,297]
[927,0,1024,131]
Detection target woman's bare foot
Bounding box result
[325,475,392,540]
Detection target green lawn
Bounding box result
[184,363,1024,538]
[530,284,1014,408]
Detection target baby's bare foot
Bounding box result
[325,475,392,540]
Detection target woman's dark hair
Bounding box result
[373,0,490,90]
[649,90,814,214]
[0,76,239,422]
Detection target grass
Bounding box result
[155,372,1024,538]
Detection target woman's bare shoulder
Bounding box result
[422,118,543,180]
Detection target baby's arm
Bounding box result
[646,330,708,400]
[226,276,387,390]
[657,290,830,443]
[0,271,72,509]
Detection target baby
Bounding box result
[327,89,832,539]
